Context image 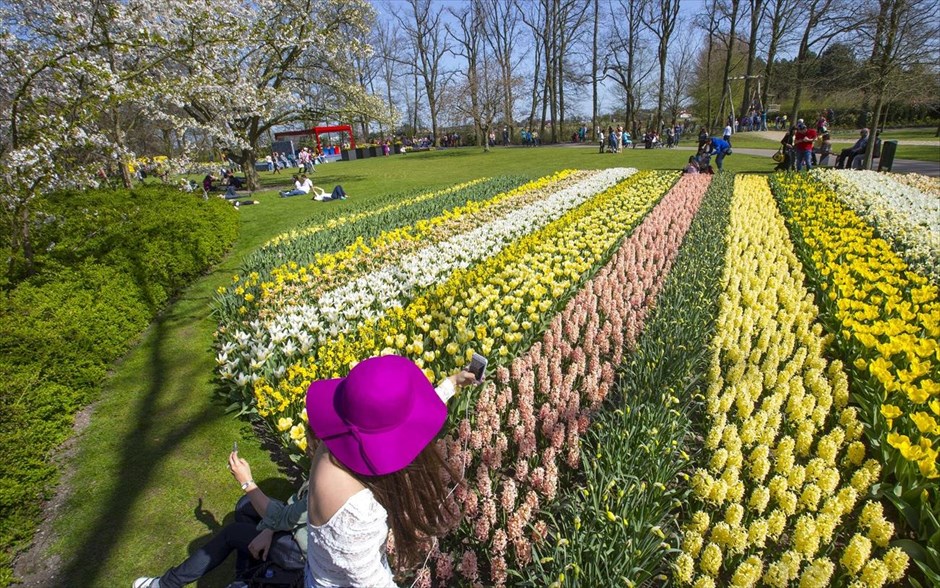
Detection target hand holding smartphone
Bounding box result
[466,353,488,383]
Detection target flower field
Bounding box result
[214,169,938,586]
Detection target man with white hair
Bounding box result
[835,128,869,169]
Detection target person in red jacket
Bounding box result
[794,120,817,171]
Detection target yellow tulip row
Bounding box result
[675,176,908,587]
[253,170,583,311]
[253,171,678,425]
[773,174,938,481]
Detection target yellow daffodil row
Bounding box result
[253,171,678,423]
[218,178,491,309]
[676,176,908,587]
[252,170,583,312]
[261,178,487,249]
[773,174,939,481]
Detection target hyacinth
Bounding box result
[432,173,713,584]
[681,176,903,584]
[841,534,872,576]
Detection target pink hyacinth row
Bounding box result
[424,174,714,586]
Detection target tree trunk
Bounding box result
[412,72,419,136]
[546,2,557,143]
[715,0,740,129]
[592,0,598,141]
[119,161,134,189]
[789,69,804,125]
[239,148,260,192]
[863,97,883,169]
[656,48,666,132]
[559,31,566,143]
[540,69,550,137]
[529,41,542,131]
[761,0,786,109]
[789,21,813,124]
[740,0,764,114]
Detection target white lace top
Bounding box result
[305,488,396,588]
[304,380,457,587]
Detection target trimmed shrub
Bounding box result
[0,186,238,583]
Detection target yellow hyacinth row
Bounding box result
[253,171,678,421]
[774,174,939,481]
[675,176,908,587]
[254,170,583,313]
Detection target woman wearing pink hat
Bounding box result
[305,355,477,587]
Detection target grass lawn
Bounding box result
[34,147,775,586]
[831,126,939,141]
[895,144,940,164]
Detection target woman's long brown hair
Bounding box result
[338,441,460,571]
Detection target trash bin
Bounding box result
[878,140,898,172]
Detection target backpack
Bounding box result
[245,562,304,588]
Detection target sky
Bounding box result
[371,0,711,124]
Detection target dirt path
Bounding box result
[11,407,94,586]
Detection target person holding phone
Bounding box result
[304,355,478,587]
[133,447,308,588]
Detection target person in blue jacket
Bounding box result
[705,136,732,171]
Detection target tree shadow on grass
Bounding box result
[59,306,225,586]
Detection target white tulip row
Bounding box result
[217,168,637,387]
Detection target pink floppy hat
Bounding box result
[306,355,447,476]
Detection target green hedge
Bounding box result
[0,186,238,584]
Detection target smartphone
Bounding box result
[467,353,488,383]
[233,441,238,453]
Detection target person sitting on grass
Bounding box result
[225,171,244,190]
[133,447,307,588]
[303,355,477,587]
[279,174,313,198]
[311,185,348,201]
[683,156,700,174]
[223,184,242,199]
